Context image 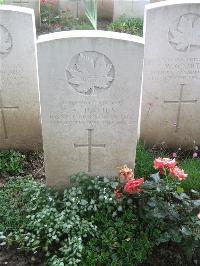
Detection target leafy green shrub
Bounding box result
[107,16,143,37]
[0,150,25,175]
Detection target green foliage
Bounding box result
[0,178,29,234]
[0,150,25,175]
[0,0,4,4]
[82,210,152,266]
[142,174,200,257]
[107,16,143,37]
[180,159,200,192]
[0,174,117,265]
[135,142,155,178]
[40,0,60,27]
[83,0,98,30]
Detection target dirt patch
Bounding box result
[0,247,43,266]
[22,152,45,181]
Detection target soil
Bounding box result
[0,247,43,266]
[22,151,45,181]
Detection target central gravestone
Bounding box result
[141,1,200,148]
[37,31,144,187]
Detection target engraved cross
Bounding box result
[164,84,197,132]
[0,90,19,139]
[74,129,106,172]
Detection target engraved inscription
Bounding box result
[164,84,197,132]
[66,51,114,95]
[0,90,19,139]
[169,13,200,52]
[49,100,135,127]
[148,57,200,81]
[74,129,106,172]
[0,25,12,56]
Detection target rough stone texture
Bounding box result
[37,31,144,188]
[113,0,150,19]
[0,6,42,150]
[4,0,40,27]
[141,0,200,148]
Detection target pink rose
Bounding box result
[124,178,144,194]
[170,166,187,181]
[154,157,176,171]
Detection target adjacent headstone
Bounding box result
[4,0,40,27]
[113,0,150,19]
[0,5,42,150]
[37,31,144,187]
[141,0,200,148]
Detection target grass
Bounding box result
[135,142,155,178]
[180,159,200,192]
[107,16,143,37]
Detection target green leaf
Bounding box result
[176,186,184,194]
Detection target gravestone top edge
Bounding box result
[0,4,34,14]
[146,0,200,10]
[37,30,144,45]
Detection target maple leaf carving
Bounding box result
[67,53,113,95]
[169,14,200,51]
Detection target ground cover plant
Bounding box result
[107,16,143,37]
[0,146,199,265]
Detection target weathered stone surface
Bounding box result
[141,0,200,148]
[113,0,150,19]
[0,5,42,150]
[4,0,40,27]
[37,31,144,187]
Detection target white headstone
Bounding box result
[37,31,144,187]
[0,5,42,150]
[4,0,40,27]
[114,0,150,19]
[141,0,200,148]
